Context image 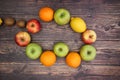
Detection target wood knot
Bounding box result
[118,21,120,26]
[104,25,115,31]
[104,26,110,31]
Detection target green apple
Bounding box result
[26,43,42,60]
[80,45,96,61]
[53,42,69,57]
[54,8,70,25]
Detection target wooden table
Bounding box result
[0,0,120,80]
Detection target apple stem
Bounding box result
[89,35,93,38]
[59,48,63,51]
[31,49,35,54]
[87,51,91,55]
[21,38,25,42]
[31,24,34,27]
[60,13,65,18]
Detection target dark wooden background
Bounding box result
[0,0,120,80]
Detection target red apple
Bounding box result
[82,30,97,44]
[26,19,41,33]
[15,31,31,47]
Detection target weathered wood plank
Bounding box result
[0,0,120,15]
[0,73,72,80]
[0,62,120,76]
[0,73,120,80]
[0,1,120,17]
[0,62,78,76]
[0,74,119,80]
[74,75,120,80]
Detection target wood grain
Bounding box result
[0,0,120,80]
[0,62,120,76]
[0,74,119,80]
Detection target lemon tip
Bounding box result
[0,18,3,25]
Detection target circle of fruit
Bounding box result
[0,7,97,68]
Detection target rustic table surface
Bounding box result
[0,0,120,80]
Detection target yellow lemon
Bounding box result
[0,18,3,25]
[70,17,87,33]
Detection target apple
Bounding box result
[15,31,31,47]
[54,8,70,25]
[26,19,41,33]
[26,43,42,60]
[82,30,97,44]
[53,42,69,57]
[80,45,96,61]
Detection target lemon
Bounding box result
[70,17,87,33]
[0,18,3,25]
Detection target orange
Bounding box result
[40,51,56,67]
[39,7,54,22]
[66,52,81,68]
